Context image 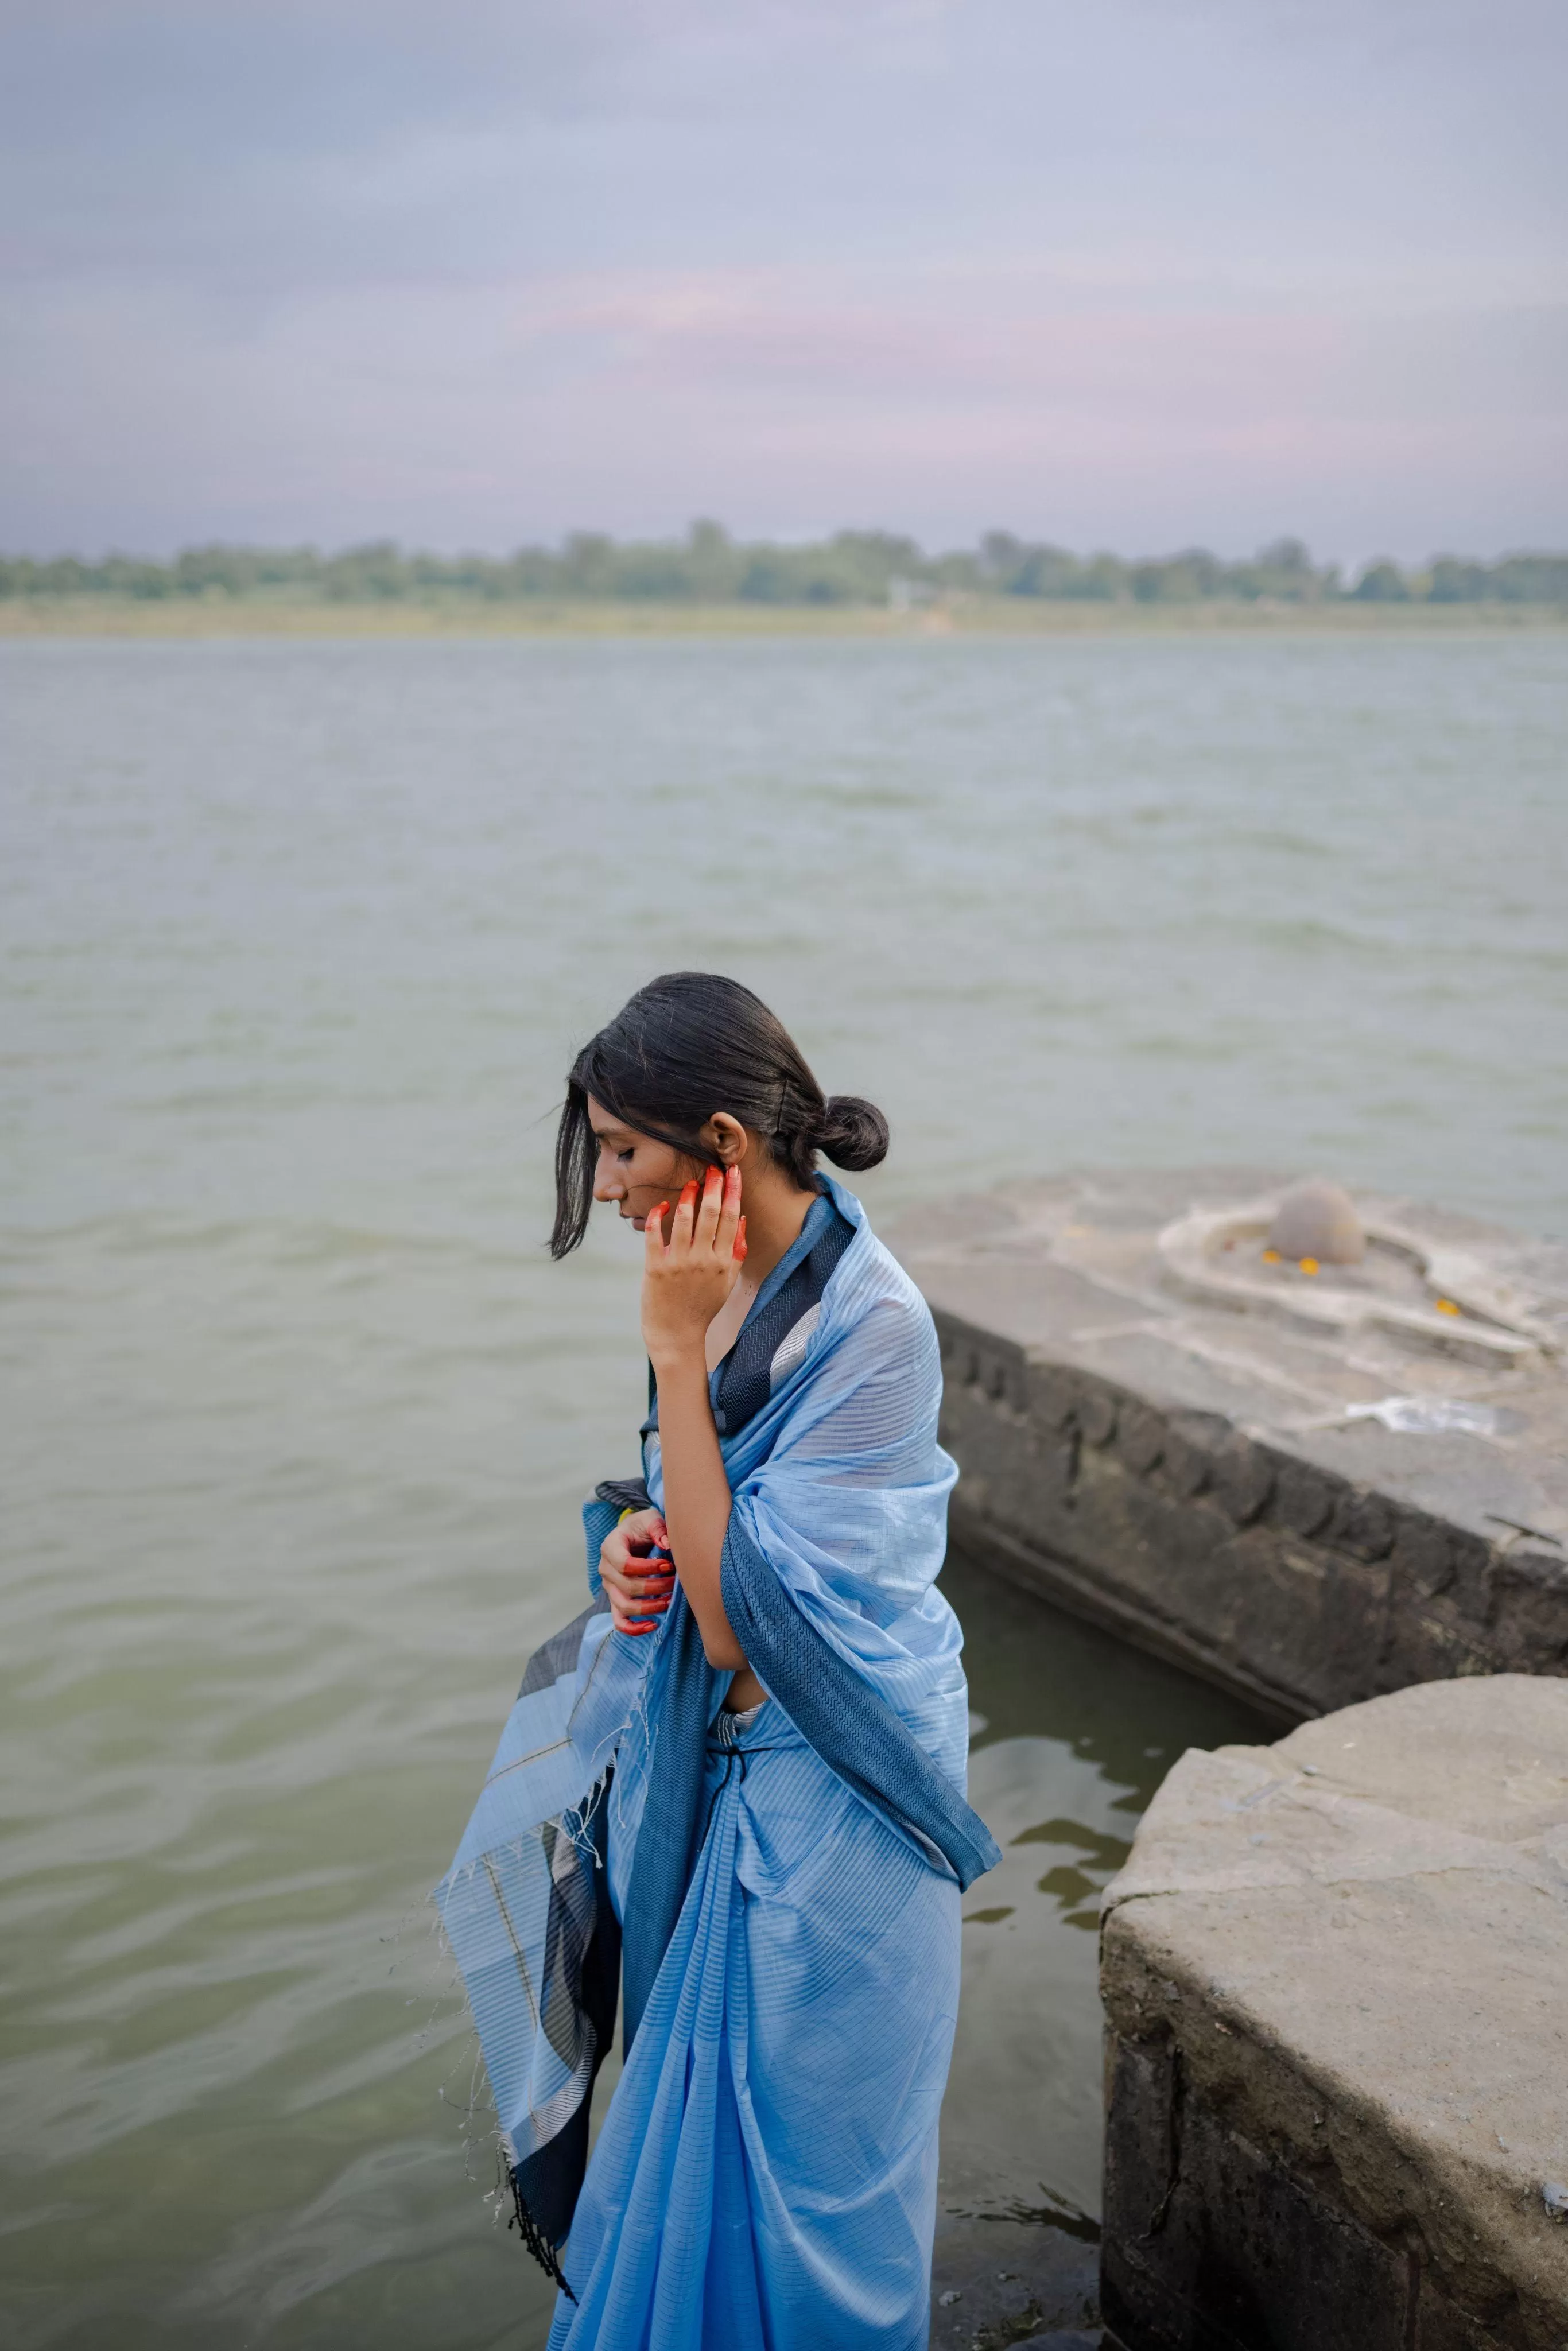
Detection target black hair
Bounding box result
[551,972,888,1258]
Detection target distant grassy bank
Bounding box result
[6,529,1566,637]
[5,595,1566,639]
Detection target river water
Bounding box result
[3,630,1565,2349]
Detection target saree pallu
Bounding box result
[437,1178,998,2346]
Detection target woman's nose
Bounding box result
[593,1155,623,1202]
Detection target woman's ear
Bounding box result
[706,1113,748,1166]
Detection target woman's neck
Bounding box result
[735,1167,820,1293]
[702,1166,820,1372]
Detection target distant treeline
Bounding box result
[3,526,1566,608]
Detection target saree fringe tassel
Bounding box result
[507,2171,577,2303]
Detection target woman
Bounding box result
[438,973,998,2351]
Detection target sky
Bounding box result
[2,0,1565,564]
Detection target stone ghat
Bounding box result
[890,1169,1568,1722]
[1099,1675,1568,2351]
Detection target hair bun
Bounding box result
[817,1094,890,1173]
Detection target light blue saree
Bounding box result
[437,1180,998,2348]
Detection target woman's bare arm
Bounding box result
[653,1355,747,1666]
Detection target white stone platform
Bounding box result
[1099,1675,1568,2350]
[892,1170,1568,1720]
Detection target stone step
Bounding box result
[892,1169,1568,1721]
[1100,1673,1568,2349]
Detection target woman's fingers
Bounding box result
[649,1169,739,1267]
[670,1177,700,1253]
[610,1553,675,1634]
[610,1589,668,1631]
[693,1165,724,1249]
[603,1556,673,1597]
[626,1570,674,1600]
[733,1213,748,1263]
[715,1165,742,1260]
[601,1527,675,1607]
[607,1518,676,1631]
[689,1164,742,1265]
[600,1507,665,1578]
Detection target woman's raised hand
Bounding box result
[641,1166,747,1369]
[599,1507,676,1636]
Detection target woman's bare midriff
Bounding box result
[724,1666,767,1713]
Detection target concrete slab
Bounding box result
[1099,1675,1568,2351]
[892,1171,1568,1720]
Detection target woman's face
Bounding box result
[587,1095,703,1232]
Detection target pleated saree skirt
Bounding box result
[547,1704,962,2351]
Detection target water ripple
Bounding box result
[2,631,1563,2345]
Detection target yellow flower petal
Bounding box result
[1435,1297,1461,1316]
[1261,1247,1282,1263]
[1300,1257,1320,1275]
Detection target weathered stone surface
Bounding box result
[891,1170,1568,1720]
[1099,1675,1568,2351]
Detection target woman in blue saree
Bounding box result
[439,973,997,2350]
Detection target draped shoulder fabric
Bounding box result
[435,1179,998,2344]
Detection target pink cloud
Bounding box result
[504,265,1559,433]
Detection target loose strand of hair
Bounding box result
[550,1084,597,1258]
